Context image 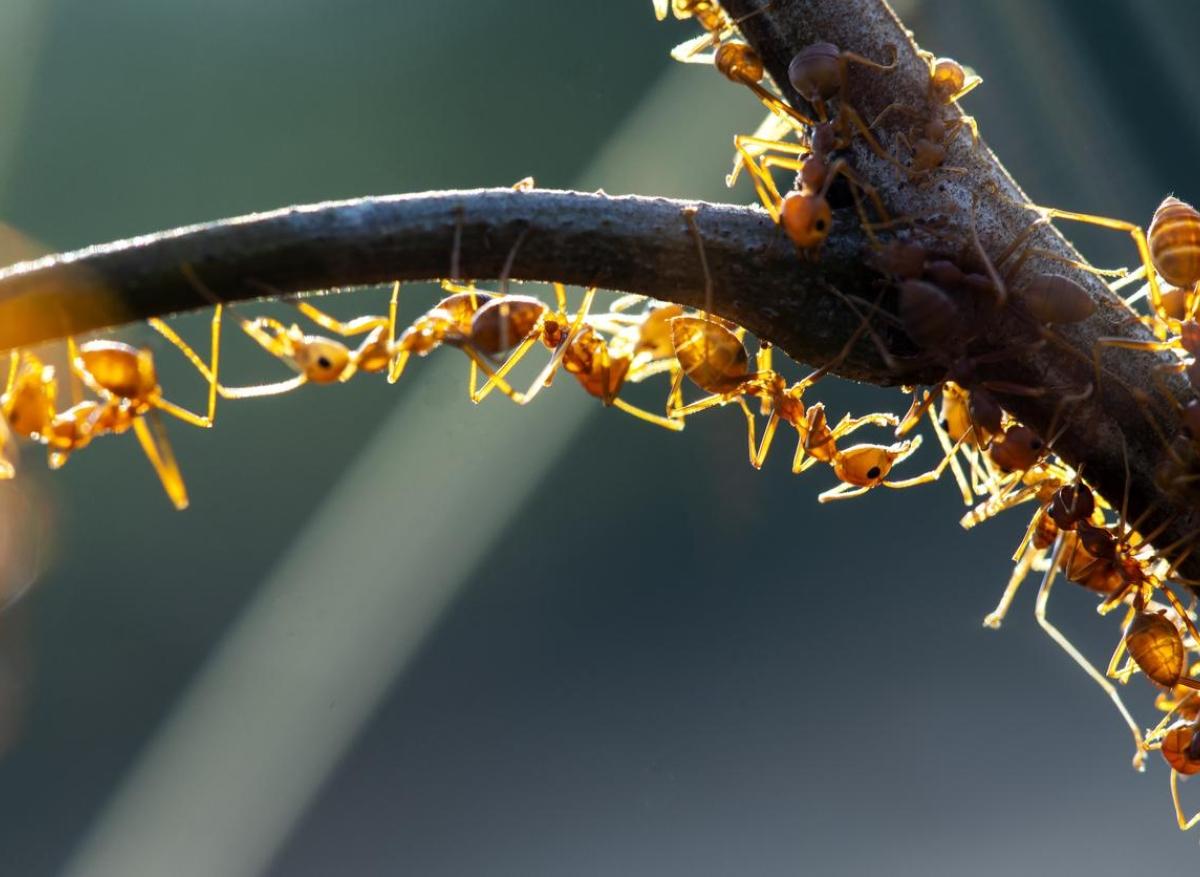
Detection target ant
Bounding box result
[917,52,981,142]
[666,313,896,468]
[2,308,222,510]
[723,41,907,254]
[651,0,738,64]
[60,306,224,509]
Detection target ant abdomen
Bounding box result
[1149,197,1200,288]
[898,279,960,349]
[469,296,547,356]
[1124,611,1189,689]
[1017,274,1095,324]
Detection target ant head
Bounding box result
[988,424,1044,472]
[930,58,966,102]
[788,42,842,103]
[1049,482,1095,530]
[780,191,832,251]
[834,442,905,486]
[298,337,351,383]
[714,41,763,84]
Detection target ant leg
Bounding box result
[896,385,942,438]
[741,79,817,129]
[132,410,189,511]
[1096,336,1177,353]
[951,75,983,104]
[753,410,780,469]
[869,102,920,130]
[292,302,388,337]
[817,482,872,502]
[728,112,795,185]
[830,411,899,436]
[739,396,757,463]
[1148,693,1199,747]
[149,305,224,427]
[218,375,308,399]
[1159,586,1200,647]
[1037,536,1147,770]
[959,480,1038,530]
[611,397,685,432]
[823,158,894,231]
[1024,204,1165,332]
[514,288,597,405]
[669,30,721,64]
[1172,771,1200,830]
[928,404,974,505]
[982,542,1039,629]
[837,105,916,180]
[730,136,797,219]
[472,331,543,404]
[609,293,647,313]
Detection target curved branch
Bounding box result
[0,188,928,383]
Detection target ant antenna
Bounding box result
[450,205,465,282]
[499,225,530,296]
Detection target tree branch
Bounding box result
[0,189,928,383]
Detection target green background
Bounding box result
[0,1,1196,874]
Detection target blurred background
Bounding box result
[0,0,1196,874]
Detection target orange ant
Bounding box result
[917,52,981,142]
[1,308,222,509]
[666,313,896,468]
[170,279,530,406]
[651,0,738,64]
[723,41,908,254]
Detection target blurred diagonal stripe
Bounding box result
[62,64,761,877]
[0,0,50,199]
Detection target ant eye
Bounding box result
[815,219,827,232]
[317,356,332,369]
[867,466,881,480]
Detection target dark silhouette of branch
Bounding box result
[0,189,927,384]
[0,0,1193,583]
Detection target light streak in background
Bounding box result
[61,63,761,877]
